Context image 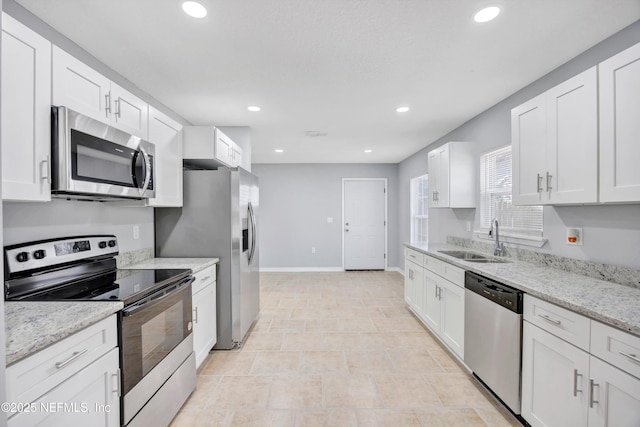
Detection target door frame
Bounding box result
[341,178,388,271]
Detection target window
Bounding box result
[480,146,543,238]
[410,174,429,244]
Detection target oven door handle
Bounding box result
[122,276,194,317]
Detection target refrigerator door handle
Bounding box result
[248,202,257,265]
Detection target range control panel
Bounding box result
[5,235,118,277]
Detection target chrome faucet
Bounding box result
[489,219,505,256]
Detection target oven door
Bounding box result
[120,276,193,397]
[52,106,155,199]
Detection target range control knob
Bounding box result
[16,252,30,263]
[33,249,46,260]
[99,241,107,249]
[108,240,117,248]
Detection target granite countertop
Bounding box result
[405,242,640,337]
[5,301,123,366]
[123,257,219,273]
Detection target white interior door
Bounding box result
[343,179,386,270]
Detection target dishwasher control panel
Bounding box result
[464,271,523,313]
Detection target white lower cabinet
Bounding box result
[192,266,217,369]
[404,250,464,359]
[6,315,120,427]
[522,295,640,427]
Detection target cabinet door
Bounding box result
[522,321,590,427]
[422,269,442,333]
[231,146,243,167]
[411,264,425,317]
[547,67,598,204]
[404,261,417,307]
[52,46,111,124]
[599,42,640,203]
[193,284,216,369]
[110,82,149,139]
[427,145,449,207]
[588,356,640,427]
[8,348,120,427]
[214,130,233,166]
[512,94,547,205]
[1,13,51,202]
[147,107,183,207]
[439,280,464,359]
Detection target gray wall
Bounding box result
[398,19,640,271]
[252,163,400,270]
[3,200,154,250]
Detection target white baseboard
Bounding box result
[386,267,403,274]
[260,267,344,273]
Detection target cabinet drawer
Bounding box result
[591,321,640,379]
[423,254,443,275]
[7,314,117,404]
[192,265,216,294]
[524,295,590,350]
[405,248,424,267]
[440,262,465,287]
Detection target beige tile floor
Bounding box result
[170,272,522,427]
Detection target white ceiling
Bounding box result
[14,0,640,164]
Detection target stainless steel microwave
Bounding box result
[52,106,155,201]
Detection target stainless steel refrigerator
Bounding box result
[155,167,259,349]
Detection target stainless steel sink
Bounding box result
[437,250,511,263]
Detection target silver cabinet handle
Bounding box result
[589,379,599,408]
[55,348,88,369]
[619,351,640,364]
[40,157,51,184]
[546,172,553,192]
[409,254,416,259]
[539,314,562,325]
[200,275,211,282]
[573,369,583,396]
[115,98,121,118]
[112,368,121,397]
[193,306,199,323]
[105,93,111,117]
[537,173,543,193]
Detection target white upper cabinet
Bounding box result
[52,46,148,139]
[599,41,640,203]
[1,13,52,202]
[512,67,598,205]
[183,126,243,169]
[427,141,475,208]
[146,107,183,207]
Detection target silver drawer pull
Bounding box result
[55,348,89,369]
[589,379,599,408]
[619,351,640,364]
[573,369,583,396]
[409,254,416,258]
[200,275,211,282]
[539,314,562,325]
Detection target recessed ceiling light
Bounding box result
[364,149,372,153]
[474,6,500,23]
[275,149,284,153]
[396,106,410,113]
[248,106,261,112]
[182,1,207,18]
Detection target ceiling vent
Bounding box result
[305,131,328,137]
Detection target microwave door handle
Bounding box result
[139,148,152,195]
[122,276,194,317]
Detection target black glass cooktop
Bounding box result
[13,268,191,306]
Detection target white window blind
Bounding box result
[410,174,429,244]
[480,146,543,238]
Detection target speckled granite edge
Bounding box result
[115,248,154,268]
[123,258,219,274]
[447,236,640,289]
[5,301,123,365]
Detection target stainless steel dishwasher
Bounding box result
[464,271,523,415]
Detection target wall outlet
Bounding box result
[327,217,333,223]
[311,247,316,254]
[566,227,582,246]
[133,225,140,240]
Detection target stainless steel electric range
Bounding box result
[4,235,196,427]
